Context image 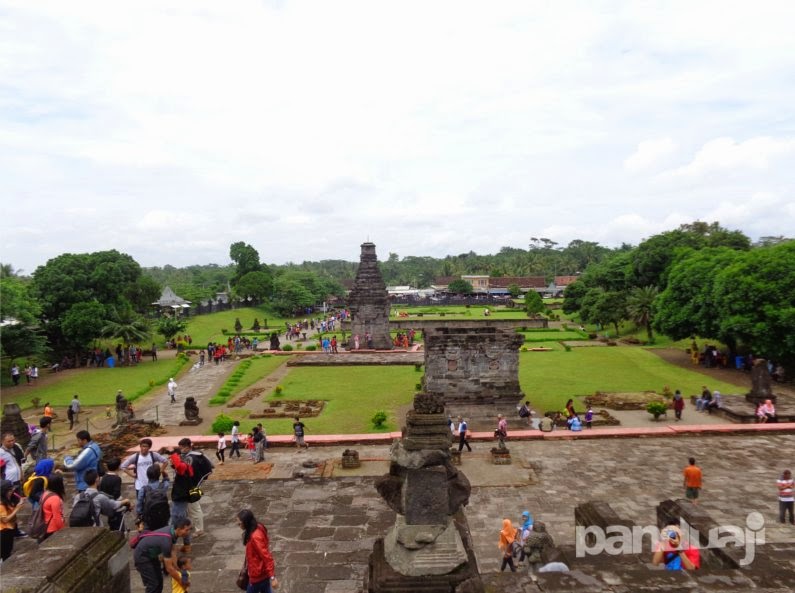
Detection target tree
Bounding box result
[447,279,473,295]
[60,302,106,352]
[524,290,544,316]
[578,289,627,335]
[507,283,521,298]
[157,316,188,341]
[234,271,273,300]
[627,285,658,341]
[101,305,151,345]
[271,276,314,315]
[229,242,263,283]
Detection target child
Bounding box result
[216,432,226,465]
[585,406,594,429]
[246,433,255,461]
[172,555,191,593]
[98,457,125,531]
[105,406,112,419]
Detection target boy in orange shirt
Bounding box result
[683,457,702,504]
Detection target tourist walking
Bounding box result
[498,518,518,572]
[230,421,242,459]
[522,521,554,574]
[132,517,192,593]
[0,479,25,560]
[292,417,309,449]
[236,509,278,592]
[456,416,472,452]
[683,457,702,505]
[0,433,24,493]
[10,363,20,386]
[40,473,66,541]
[517,510,533,562]
[216,432,227,465]
[495,414,508,448]
[25,417,52,462]
[778,469,794,525]
[168,378,178,404]
[70,394,81,426]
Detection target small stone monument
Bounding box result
[269,332,281,351]
[0,403,30,448]
[341,449,361,469]
[368,393,483,592]
[115,394,131,426]
[748,358,776,404]
[347,242,393,350]
[180,397,202,426]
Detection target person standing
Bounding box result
[10,363,20,386]
[683,457,702,505]
[777,469,794,525]
[456,417,472,452]
[230,421,242,459]
[25,417,52,462]
[70,394,81,425]
[216,432,227,465]
[170,439,212,548]
[121,439,168,518]
[237,509,278,593]
[40,473,66,541]
[133,517,192,593]
[0,434,23,494]
[0,479,25,560]
[495,414,508,448]
[673,390,685,421]
[292,417,308,450]
[168,378,178,404]
[498,518,518,572]
[43,402,54,418]
[151,343,158,362]
[63,430,102,492]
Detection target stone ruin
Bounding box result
[0,403,31,448]
[423,322,525,406]
[368,392,483,593]
[748,358,776,404]
[347,242,393,350]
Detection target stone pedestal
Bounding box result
[491,447,512,465]
[342,449,361,469]
[423,324,525,406]
[748,359,776,404]
[1,403,31,448]
[347,242,393,350]
[449,449,462,466]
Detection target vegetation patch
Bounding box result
[250,399,325,419]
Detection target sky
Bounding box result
[1,0,794,274]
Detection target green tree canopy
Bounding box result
[235,270,273,300]
[230,242,264,283]
[524,290,544,315]
[578,289,626,335]
[157,316,188,341]
[627,285,658,341]
[447,279,473,295]
[101,305,151,344]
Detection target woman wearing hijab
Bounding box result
[499,518,518,572]
[517,511,534,562]
[237,509,278,592]
[23,458,55,509]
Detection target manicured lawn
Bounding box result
[392,305,528,320]
[3,356,190,410]
[232,366,418,436]
[518,330,587,342]
[518,347,741,414]
[184,306,294,345]
[209,355,288,405]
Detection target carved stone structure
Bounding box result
[422,323,525,406]
[369,393,483,592]
[269,332,281,351]
[180,397,202,426]
[1,527,131,593]
[748,358,776,404]
[341,449,361,469]
[1,403,30,448]
[347,242,393,351]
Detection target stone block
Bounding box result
[405,466,449,525]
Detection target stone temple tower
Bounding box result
[347,242,393,350]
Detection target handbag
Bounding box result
[236,558,249,590]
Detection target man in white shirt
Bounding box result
[167,378,178,403]
[121,438,168,517]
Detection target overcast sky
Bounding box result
[2,0,794,274]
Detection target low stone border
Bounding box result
[249,399,326,419]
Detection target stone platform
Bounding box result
[110,434,795,593]
[690,392,795,423]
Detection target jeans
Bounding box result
[248,578,273,593]
[171,501,191,544]
[136,560,164,593]
[780,500,794,524]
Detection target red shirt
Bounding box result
[42,492,65,534]
[246,524,275,583]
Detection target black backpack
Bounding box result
[69,491,100,527]
[187,452,213,486]
[142,484,171,530]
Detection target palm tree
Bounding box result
[627,285,658,342]
[101,305,151,346]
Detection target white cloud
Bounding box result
[624,138,677,172]
[1,0,795,271]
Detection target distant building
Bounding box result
[152,286,191,315]
[431,275,547,295]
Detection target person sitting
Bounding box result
[760,399,777,423]
[705,391,722,414]
[756,402,768,423]
[568,415,583,432]
[696,388,712,412]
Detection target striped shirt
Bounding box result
[778,478,794,501]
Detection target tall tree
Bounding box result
[627,285,658,341]
[229,242,263,283]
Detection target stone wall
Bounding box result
[423,324,525,406]
[347,242,393,350]
[2,527,130,593]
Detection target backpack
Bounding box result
[519,406,530,418]
[69,491,100,527]
[142,484,171,530]
[28,492,54,542]
[186,452,213,487]
[23,474,47,498]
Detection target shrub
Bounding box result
[563,343,572,352]
[211,413,235,434]
[282,344,293,352]
[252,318,261,331]
[414,363,423,372]
[274,385,283,395]
[371,410,388,428]
[415,382,422,391]
[646,401,668,420]
[234,318,243,333]
[305,345,317,351]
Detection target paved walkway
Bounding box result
[123,433,795,593]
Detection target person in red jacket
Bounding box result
[237,509,278,592]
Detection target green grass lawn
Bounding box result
[184,306,297,345]
[209,355,288,405]
[519,330,587,342]
[3,356,190,410]
[231,366,418,436]
[518,347,741,413]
